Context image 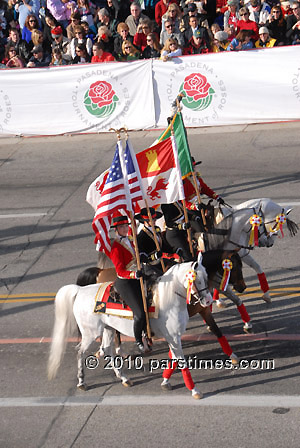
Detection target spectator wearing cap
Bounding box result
[27,44,51,66]
[255,25,277,45]
[7,27,31,62]
[66,11,81,39]
[70,24,92,58]
[51,25,72,62]
[155,0,178,29]
[125,2,148,37]
[285,1,300,44]
[180,2,207,33]
[223,0,240,31]
[160,17,184,46]
[211,30,230,50]
[183,27,210,53]
[227,28,254,49]
[183,14,210,48]
[236,6,259,41]
[96,7,119,38]
[248,0,271,25]
[91,40,115,62]
[266,5,287,45]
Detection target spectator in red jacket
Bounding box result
[91,41,115,62]
[183,28,210,54]
[155,0,178,29]
[236,6,259,41]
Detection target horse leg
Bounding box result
[76,334,96,390]
[212,288,227,309]
[200,307,239,365]
[243,253,271,303]
[101,327,132,387]
[163,338,203,400]
[223,286,252,333]
[161,349,178,391]
[96,330,124,358]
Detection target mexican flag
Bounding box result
[135,135,185,208]
[157,112,193,179]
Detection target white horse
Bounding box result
[48,257,212,399]
[215,198,298,305]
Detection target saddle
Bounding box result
[93,282,158,318]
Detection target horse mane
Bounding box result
[153,262,200,307]
[286,217,299,237]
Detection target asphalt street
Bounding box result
[0,122,300,448]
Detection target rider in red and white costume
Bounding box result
[109,214,146,353]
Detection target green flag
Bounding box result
[158,112,193,179]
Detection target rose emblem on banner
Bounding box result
[84,81,119,118]
[179,73,215,111]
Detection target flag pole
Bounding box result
[115,128,151,341]
[129,209,152,340]
[170,121,194,258]
[124,131,166,274]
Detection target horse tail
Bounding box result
[48,284,79,380]
[286,217,299,237]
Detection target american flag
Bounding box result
[92,140,143,255]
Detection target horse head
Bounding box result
[223,250,246,293]
[189,253,213,307]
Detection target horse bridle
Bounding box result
[227,206,268,250]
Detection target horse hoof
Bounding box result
[161,382,172,391]
[77,384,87,391]
[192,388,203,400]
[122,379,133,388]
[230,353,239,365]
[243,323,253,334]
[262,293,271,304]
[216,299,227,309]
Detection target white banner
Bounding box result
[0,59,154,136]
[0,46,299,136]
[153,46,300,127]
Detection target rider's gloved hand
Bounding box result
[140,253,149,263]
[217,197,225,205]
[154,250,162,260]
[136,269,144,279]
[176,248,184,259]
[182,222,191,230]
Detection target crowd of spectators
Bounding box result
[0,0,299,68]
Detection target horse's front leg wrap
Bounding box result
[218,335,233,357]
[213,289,219,301]
[163,359,178,379]
[257,272,269,293]
[237,303,250,323]
[181,367,195,390]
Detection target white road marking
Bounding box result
[0,394,299,408]
[0,213,49,219]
